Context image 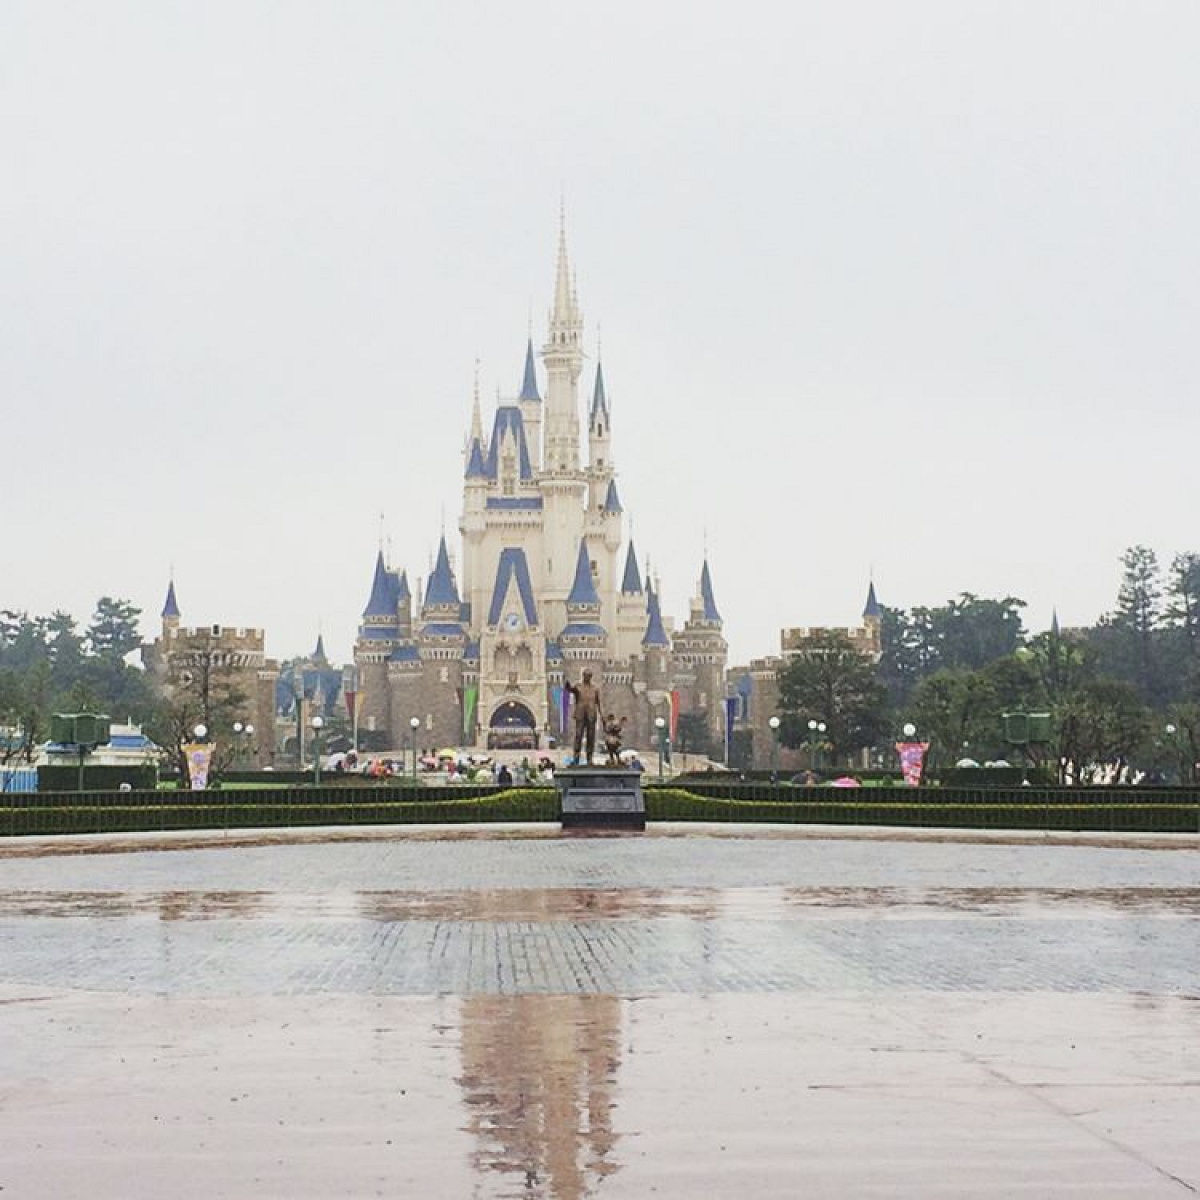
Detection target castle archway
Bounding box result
[488,700,538,750]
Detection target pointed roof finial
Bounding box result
[469,358,483,443]
[1050,608,1061,637]
[313,632,328,663]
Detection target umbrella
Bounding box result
[956,758,980,768]
[830,776,861,788]
[436,748,457,759]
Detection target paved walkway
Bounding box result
[1,827,1198,1197]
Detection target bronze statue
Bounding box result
[565,669,602,764]
[602,713,627,767]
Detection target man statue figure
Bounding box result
[565,669,602,765]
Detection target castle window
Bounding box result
[440,666,449,683]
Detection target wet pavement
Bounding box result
[1,826,1198,1197]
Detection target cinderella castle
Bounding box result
[353,222,728,754]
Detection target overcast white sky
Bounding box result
[3,1,1198,667]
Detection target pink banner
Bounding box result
[184,743,213,790]
[895,742,928,787]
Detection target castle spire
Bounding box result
[699,559,722,623]
[642,583,669,648]
[620,542,643,594]
[470,359,483,443]
[423,535,461,609]
[590,360,609,424]
[862,579,881,620]
[566,540,600,609]
[161,578,180,620]
[519,338,540,402]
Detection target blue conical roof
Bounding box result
[602,479,622,513]
[642,585,669,648]
[363,551,395,617]
[700,560,721,622]
[395,569,410,604]
[862,580,881,620]
[620,543,642,594]
[1050,608,1061,637]
[591,361,609,422]
[161,579,180,619]
[519,338,541,402]
[424,536,460,608]
[566,540,600,608]
[465,437,487,478]
[313,634,327,662]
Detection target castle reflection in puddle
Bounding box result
[457,995,622,1199]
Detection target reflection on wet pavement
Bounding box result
[0,830,1198,1197]
[459,996,621,1199]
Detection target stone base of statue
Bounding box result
[555,766,646,830]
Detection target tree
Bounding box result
[777,631,886,765]
[86,597,143,659]
[910,669,1002,771]
[1094,545,1163,702]
[1055,679,1150,783]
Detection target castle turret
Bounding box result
[518,338,542,474]
[675,560,729,746]
[560,540,606,665]
[615,541,645,660]
[161,578,180,638]
[861,578,882,657]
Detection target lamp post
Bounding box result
[1165,723,1178,783]
[654,716,667,781]
[768,715,780,782]
[807,719,827,772]
[232,721,255,770]
[409,716,421,783]
[311,715,324,785]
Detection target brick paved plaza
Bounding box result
[1,825,1198,1197]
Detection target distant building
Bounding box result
[141,580,279,767]
[728,583,882,771]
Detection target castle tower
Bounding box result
[161,578,181,639]
[539,217,588,636]
[674,560,729,746]
[560,540,606,668]
[518,338,542,474]
[414,535,467,746]
[862,579,882,657]
[615,541,645,661]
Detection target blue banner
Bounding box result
[723,697,737,765]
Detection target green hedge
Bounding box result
[644,788,1199,833]
[0,788,558,836]
[3,783,1199,837]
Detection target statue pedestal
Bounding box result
[555,766,646,830]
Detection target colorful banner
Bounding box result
[669,690,680,743]
[895,742,929,787]
[558,685,571,735]
[723,696,737,765]
[462,685,477,741]
[184,742,213,791]
[343,689,356,721]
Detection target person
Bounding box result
[564,669,602,765]
[497,763,513,786]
